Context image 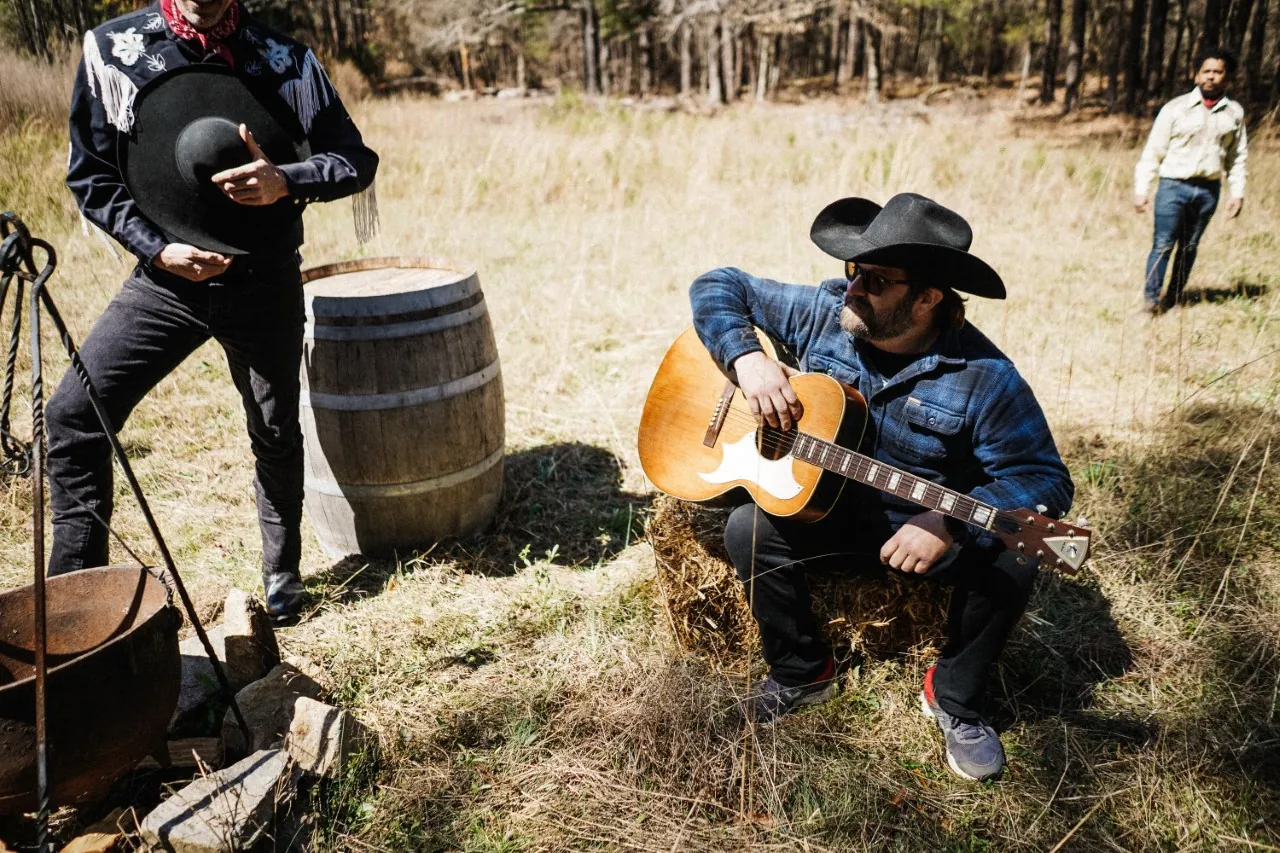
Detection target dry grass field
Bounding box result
[3,52,1280,850]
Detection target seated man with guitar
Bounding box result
[676,193,1078,782]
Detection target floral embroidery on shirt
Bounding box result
[107,28,147,66]
[142,12,165,32]
[262,39,293,74]
[144,52,167,72]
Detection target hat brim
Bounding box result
[846,242,1006,300]
[122,65,310,256]
[809,196,1006,300]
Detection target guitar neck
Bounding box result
[789,431,998,531]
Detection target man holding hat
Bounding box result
[46,0,378,619]
[689,193,1074,782]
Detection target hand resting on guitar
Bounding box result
[732,351,803,431]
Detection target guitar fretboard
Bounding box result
[788,432,997,530]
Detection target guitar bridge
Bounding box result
[703,381,737,448]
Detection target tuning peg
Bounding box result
[1036,504,1048,514]
[1076,515,1089,527]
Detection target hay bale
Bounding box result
[647,495,948,669]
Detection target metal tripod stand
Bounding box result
[0,213,252,852]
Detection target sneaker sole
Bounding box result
[919,691,988,783]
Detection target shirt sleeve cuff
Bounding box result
[278,161,321,203]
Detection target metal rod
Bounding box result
[29,265,49,853]
[33,260,253,748]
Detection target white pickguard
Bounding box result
[697,432,804,499]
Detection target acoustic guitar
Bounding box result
[637,327,1092,574]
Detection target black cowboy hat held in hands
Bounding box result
[122,64,310,256]
[810,193,1006,299]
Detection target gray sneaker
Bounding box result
[745,659,838,724]
[262,567,305,623]
[919,666,1005,782]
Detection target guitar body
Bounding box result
[637,327,868,521]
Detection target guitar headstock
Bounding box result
[993,509,1092,574]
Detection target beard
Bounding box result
[839,293,917,341]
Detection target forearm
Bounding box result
[689,267,815,372]
[278,149,377,203]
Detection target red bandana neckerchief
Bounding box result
[161,0,241,67]
[1202,96,1222,109]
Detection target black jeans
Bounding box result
[723,502,1038,721]
[44,259,305,582]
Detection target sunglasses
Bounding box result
[844,261,911,296]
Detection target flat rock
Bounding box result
[222,663,324,758]
[222,589,280,691]
[139,749,294,853]
[170,625,228,733]
[59,808,126,853]
[287,697,375,779]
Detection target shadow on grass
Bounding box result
[307,441,652,603]
[1171,281,1269,307]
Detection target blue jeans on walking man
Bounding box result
[1144,177,1220,308]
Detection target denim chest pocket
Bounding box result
[893,399,965,463]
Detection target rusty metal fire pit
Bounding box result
[0,566,181,814]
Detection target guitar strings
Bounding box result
[712,405,1006,525]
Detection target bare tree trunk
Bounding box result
[1145,0,1169,99]
[581,1,600,95]
[721,16,736,102]
[865,24,881,102]
[459,40,472,90]
[26,0,49,60]
[984,0,1005,80]
[755,33,770,101]
[639,27,652,95]
[840,3,858,83]
[770,34,782,96]
[928,7,944,84]
[734,26,746,98]
[8,0,37,55]
[705,21,722,104]
[1225,0,1255,58]
[1163,0,1188,96]
[1016,37,1032,99]
[1064,0,1087,110]
[913,5,925,74]
[680,21,693,96]
[1244,0,1268,99]
[1203,0,1223,49]
[1107,12,1123,111]
[600,39,612,95]
[1042,0,1063,102]
[1122,0,1147,113]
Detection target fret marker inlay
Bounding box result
[910,481,927,501]
[972,506,991,525]
[939,493,956,512]
[887,472,901,491]
[866,464,880,484]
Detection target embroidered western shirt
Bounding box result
[1134,88,1248,200]
[690,268,1075,547]
[67,2,378,264]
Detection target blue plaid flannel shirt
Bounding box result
[690,267,1075,547]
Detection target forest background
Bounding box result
[5,0,1280,116]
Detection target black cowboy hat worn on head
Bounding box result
[810,193,1006,299]
[122,65,310,256]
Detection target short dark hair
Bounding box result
[1195,46,1237,76]
[908,278,967,332]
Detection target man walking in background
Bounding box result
[1134,47,1247,315]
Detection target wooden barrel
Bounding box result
[300,257,505,558]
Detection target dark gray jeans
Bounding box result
[44,258,305,584]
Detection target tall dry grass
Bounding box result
[0,46,76,134]
[2,40,1279,849]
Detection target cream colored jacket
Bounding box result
[1134,89,1247,199]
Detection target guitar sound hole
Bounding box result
[756,426,796,461]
